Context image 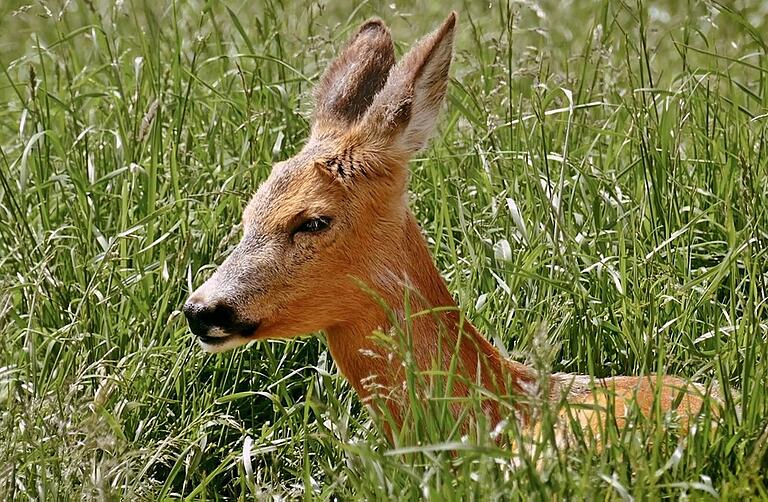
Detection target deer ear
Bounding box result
[360,12,456,155]
[312,19,395,134]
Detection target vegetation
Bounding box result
[1,0,766,499]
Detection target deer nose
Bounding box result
[183,297,236,338]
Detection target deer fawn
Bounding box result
[184,13,715,445]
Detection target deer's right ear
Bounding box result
[311,19,395,135]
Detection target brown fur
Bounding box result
[185,12,717,446]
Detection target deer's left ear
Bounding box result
[312,19,396,135]
[359,12,456,156]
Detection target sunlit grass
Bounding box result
[1,0,766,499]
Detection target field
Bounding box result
[1,0,767,499]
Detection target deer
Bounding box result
[183,12,717,449]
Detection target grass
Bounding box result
[1,0,767,499]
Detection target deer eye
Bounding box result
[294,216,332,235]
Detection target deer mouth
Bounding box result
[197,321,261,348]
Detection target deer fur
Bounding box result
[184,13,716,445]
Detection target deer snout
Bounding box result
[183,291,261,348]
[183,297,237,338]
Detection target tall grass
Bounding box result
[0,0,766,499]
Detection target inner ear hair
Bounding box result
[312,19,396,133]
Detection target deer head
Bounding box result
[183,13,457,353]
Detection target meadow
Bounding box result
[1,0,767,499]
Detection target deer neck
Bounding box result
[324,210,537,427]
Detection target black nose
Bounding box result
[183,299,236,338]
